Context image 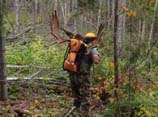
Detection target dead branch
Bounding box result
[6,26,34,40]
[7,65,51,69]
[26,69,44,80]
[8,78,68,87]
[50,10,66,43]
[63,106,76,117]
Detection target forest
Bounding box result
[0,0,158,117]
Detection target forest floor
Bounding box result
[0,78,107,117]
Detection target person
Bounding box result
[69,32,101,116]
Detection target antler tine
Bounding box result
[97,23,104,37]
[50,10,67,44]
[96,22,105,44]
[54,10,59,27]
[61,28,74,38]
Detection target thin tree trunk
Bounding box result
[32,0,38,32]
[74,19,77,33]
[141,20,146,41]
[54,0,58,10]
[117,0,126,56]
[0,1,8,101]
[111,0,115,30]
[39,1,44,23]
[107,0,110,29]
[74,0,78,33]
[149,0,158,42]
[97,0,102,29]
[113,0,120,116]
[59,0,67,27]
[69,0,73,12]
[128,68,132,117]
[15,0,19,33]
[147,0,158,69]
[113,0,119,97]
[138,20,142,43]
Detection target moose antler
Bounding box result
[92,22,105,47]
[50,10,104,50]
[61,28,74,38]
[50,10,68,43]
[87,23,105,52]
[97,22,105,43]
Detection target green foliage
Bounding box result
[102,90,158,117]
[7,34,63,66]
[134,90,158,117]
[3,13,15,34]
[3,0,158,115]
[95,56,114,79]
[19,12,31,24]
[6,34,65,77]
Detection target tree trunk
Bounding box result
[138,20,142,44]
[141,20,146,42]
[111,0,115,30]
[15,0,19,33]
[54,0,58,10]
[69,0,73,12]
[147,0,158,70]
[0,1,8,101]
[32,0,38,32]
[107,0,111,30]
[113,0,120,116]
[59,0,67,27]
[117,0,126,56]
[97,0,102,29]
[74,0,78,32]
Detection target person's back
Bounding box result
[69,32,101,116]
[76,44,93,74]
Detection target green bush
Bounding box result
[6,34,66,77]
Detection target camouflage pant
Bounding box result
[69,72,90,113]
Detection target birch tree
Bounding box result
[15,0,19,33]
[117,0,127,56]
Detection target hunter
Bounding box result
[69,32,101,116]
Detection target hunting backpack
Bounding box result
[63,38,83,72]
